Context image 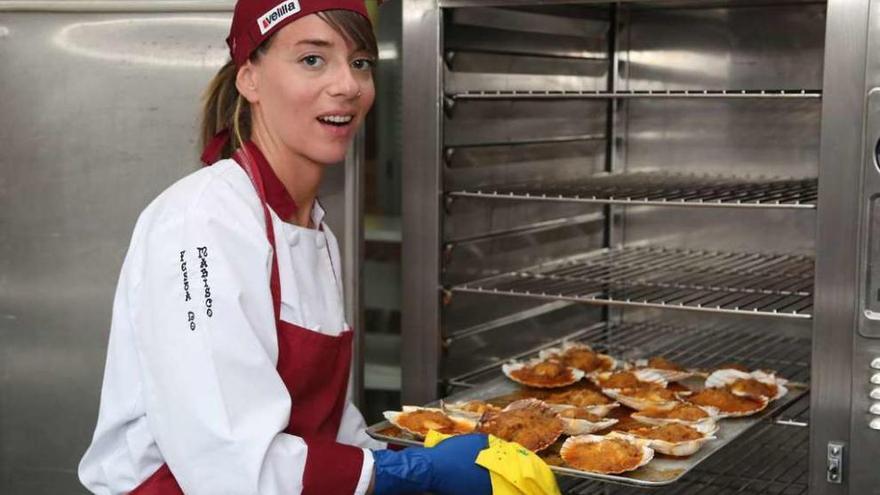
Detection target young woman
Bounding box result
[78,1,492,494]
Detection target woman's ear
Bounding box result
[236,62,260,104]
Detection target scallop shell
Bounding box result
[477,399,564,452]
[704,368,751,388]
[601,388,679,411]
[632,358,699,382]
[539,342,619,373]
[560,434,654,474]
[631,405,720,429]
[551,405,619,435]
[705,369,789,400]
[383,406,477,439]
[548,402,620,418]
[612,422,717,457]
[750,370,789,400]
[502,359,585,389]
[589,369,669,389]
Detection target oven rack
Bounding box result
[446,88,823,101]
[448,318,811,388]
[561,416,809,494]
[447,173,817,209]
[451,246,814,319]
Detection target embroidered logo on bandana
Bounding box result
[258,0,302,35]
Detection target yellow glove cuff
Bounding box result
[423,431,561,495]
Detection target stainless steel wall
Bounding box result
[0,3,356,493]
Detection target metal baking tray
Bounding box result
[366,376,808,487]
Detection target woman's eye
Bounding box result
[352,58,375,71]
[301,55,325,68]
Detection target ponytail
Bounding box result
[199,60,250,161]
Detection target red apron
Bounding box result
[130,143,364,495]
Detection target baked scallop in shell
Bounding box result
[631,403,719,428]
[503,359,585,389]
[619,422,717,457]
[684,388,769,418]
[441,400,502,420]
[705,369,788,401]
[602,385,680,411]
[539,342,618,373]
[477,399,564,452]
[591,369,668,390]
[553,405,619,435]
[383,406,477,439]
[543,387,620,417]
[632,356,698,382]
[560,434,654,474]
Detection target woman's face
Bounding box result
[238,14,376,165]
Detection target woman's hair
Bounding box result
[199,10,378,160]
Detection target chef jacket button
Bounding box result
[315,233,326,248]
[287,230,300,246]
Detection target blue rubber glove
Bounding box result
[372,433,493,495]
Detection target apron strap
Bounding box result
[231,145,282,327]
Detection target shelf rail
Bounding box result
[448,88,823,101]
[448,173,818,209]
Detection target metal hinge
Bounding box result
[827,441,845,484]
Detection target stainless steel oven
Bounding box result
[400,0,880,492]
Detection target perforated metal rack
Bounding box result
[448,173,817,209]
[448,319,812,388]
[452,246,815,319]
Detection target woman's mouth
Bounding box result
[317,114,354,127]
[316,113,356,139]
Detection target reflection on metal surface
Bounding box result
[52,17,228,68]
[378,41,397,60]
[0,1,234,12]
[628,49,726,86]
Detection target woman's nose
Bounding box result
[328,65,360,98]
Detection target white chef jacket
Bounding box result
[79,159,385,495]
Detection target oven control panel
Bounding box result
[847,343,880,490]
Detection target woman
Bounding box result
[78,1,492,494]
